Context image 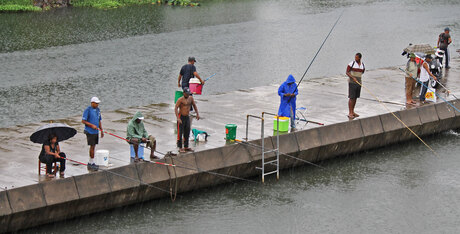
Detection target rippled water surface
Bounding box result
[2,0,460,233]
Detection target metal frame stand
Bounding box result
[245,112,280,183]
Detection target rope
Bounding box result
[353,79,438,156]
[166,152,178,202]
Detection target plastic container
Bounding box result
[225,124,237,140]
[174,90,183,103]
[95,150,109,167]
[130,144,145,159]
[189,78,203,95]
[273,116,290,132]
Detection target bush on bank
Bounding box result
[0,0,199,12]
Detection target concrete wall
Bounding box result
[1,100,459,232]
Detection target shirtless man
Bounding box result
[175,88,200,153]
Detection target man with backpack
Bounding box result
[437,27,452,68]
[345,53,365,119]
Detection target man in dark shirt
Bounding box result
[437,27,452,68]
[178,57,204,90]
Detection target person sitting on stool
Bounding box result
[127,111,158,163]
[39,134,66,178]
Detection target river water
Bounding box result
[2,0,460,233]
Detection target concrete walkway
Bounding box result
[1,58,459,190]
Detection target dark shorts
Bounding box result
[348,82,361,99]
[85,133,99,146]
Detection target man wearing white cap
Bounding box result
[82,97,104,171]
[127,111,158,162]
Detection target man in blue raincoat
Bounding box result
[278,74,298,129]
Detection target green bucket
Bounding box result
[174,90,183,103]
[225,124,237,140]
[273,116,290,132]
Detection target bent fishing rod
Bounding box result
[289,10,344,100]
[399,68,460,113]
[351,78,438,156]
[99,129,258,184]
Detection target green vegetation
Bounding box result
[72,0,199,9]
[0,0,41,12]
[0,0,199,12]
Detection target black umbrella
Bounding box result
[30,123,77,144]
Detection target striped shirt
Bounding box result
[347,60,365,83]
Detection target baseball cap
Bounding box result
[183,87,191,94]
[91,97,101,103]
[137,116,144,120]
[409,53,416,58]
[444,27,450,32]
[188,57,196,62]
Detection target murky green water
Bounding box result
[2,0,460,232]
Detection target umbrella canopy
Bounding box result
[403,44,435,54]
[30,123,77,144]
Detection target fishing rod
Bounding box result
[291,10,344,96]
[230,139,325,169]
[204,73,216,82]
[295,118,325,126]
[55,155,173,195]
[352,78,438,156]
[99,129,259,184]
[436,81,459,100]
[399,68,460,113]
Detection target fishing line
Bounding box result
[292,10,345,95]
[231,139,325,169]
[56,155,173,195]
[353,79,439,156]
[437,82,459,99]
[100,129,259,184]
[399,68,460,113]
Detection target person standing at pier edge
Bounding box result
[126,111,159,163]
[437,27,452,68]
[404,53,419,105]
[178,57,205,90]
[175,88,200,153]
[346,53,365,119]
[419,55,438,104]
[277,74,298,130]
[81,97,103,171]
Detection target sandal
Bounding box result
[179,148,186,153]
[46,174,55,178]
[353,113,360,117]
[184,148,194,152]
[59,172,65,177]
[347,114,355,119]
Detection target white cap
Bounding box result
[91,97,101,103]
[137,116,144,120]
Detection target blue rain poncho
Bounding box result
[277,74,298,119]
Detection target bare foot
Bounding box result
[347,114,355,119]
[353,113,360,117]
[184,148,194,152]
[179,148,186,153]
[46,173,55,178]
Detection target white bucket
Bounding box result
[95,150,110,167]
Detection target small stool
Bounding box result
[38,160,58,175]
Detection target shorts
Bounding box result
[85,132,99,146]
[348,82,361,99]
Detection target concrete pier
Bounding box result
[0,59,459,232]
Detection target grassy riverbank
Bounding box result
[73,0,199,9]
[0,0,199,12]
[0,0,41,12]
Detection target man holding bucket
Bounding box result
[278,74,298,130]
[178,57,205,91]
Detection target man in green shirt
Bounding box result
[127,111,158,162]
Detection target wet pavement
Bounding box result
[1,58,459,190]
